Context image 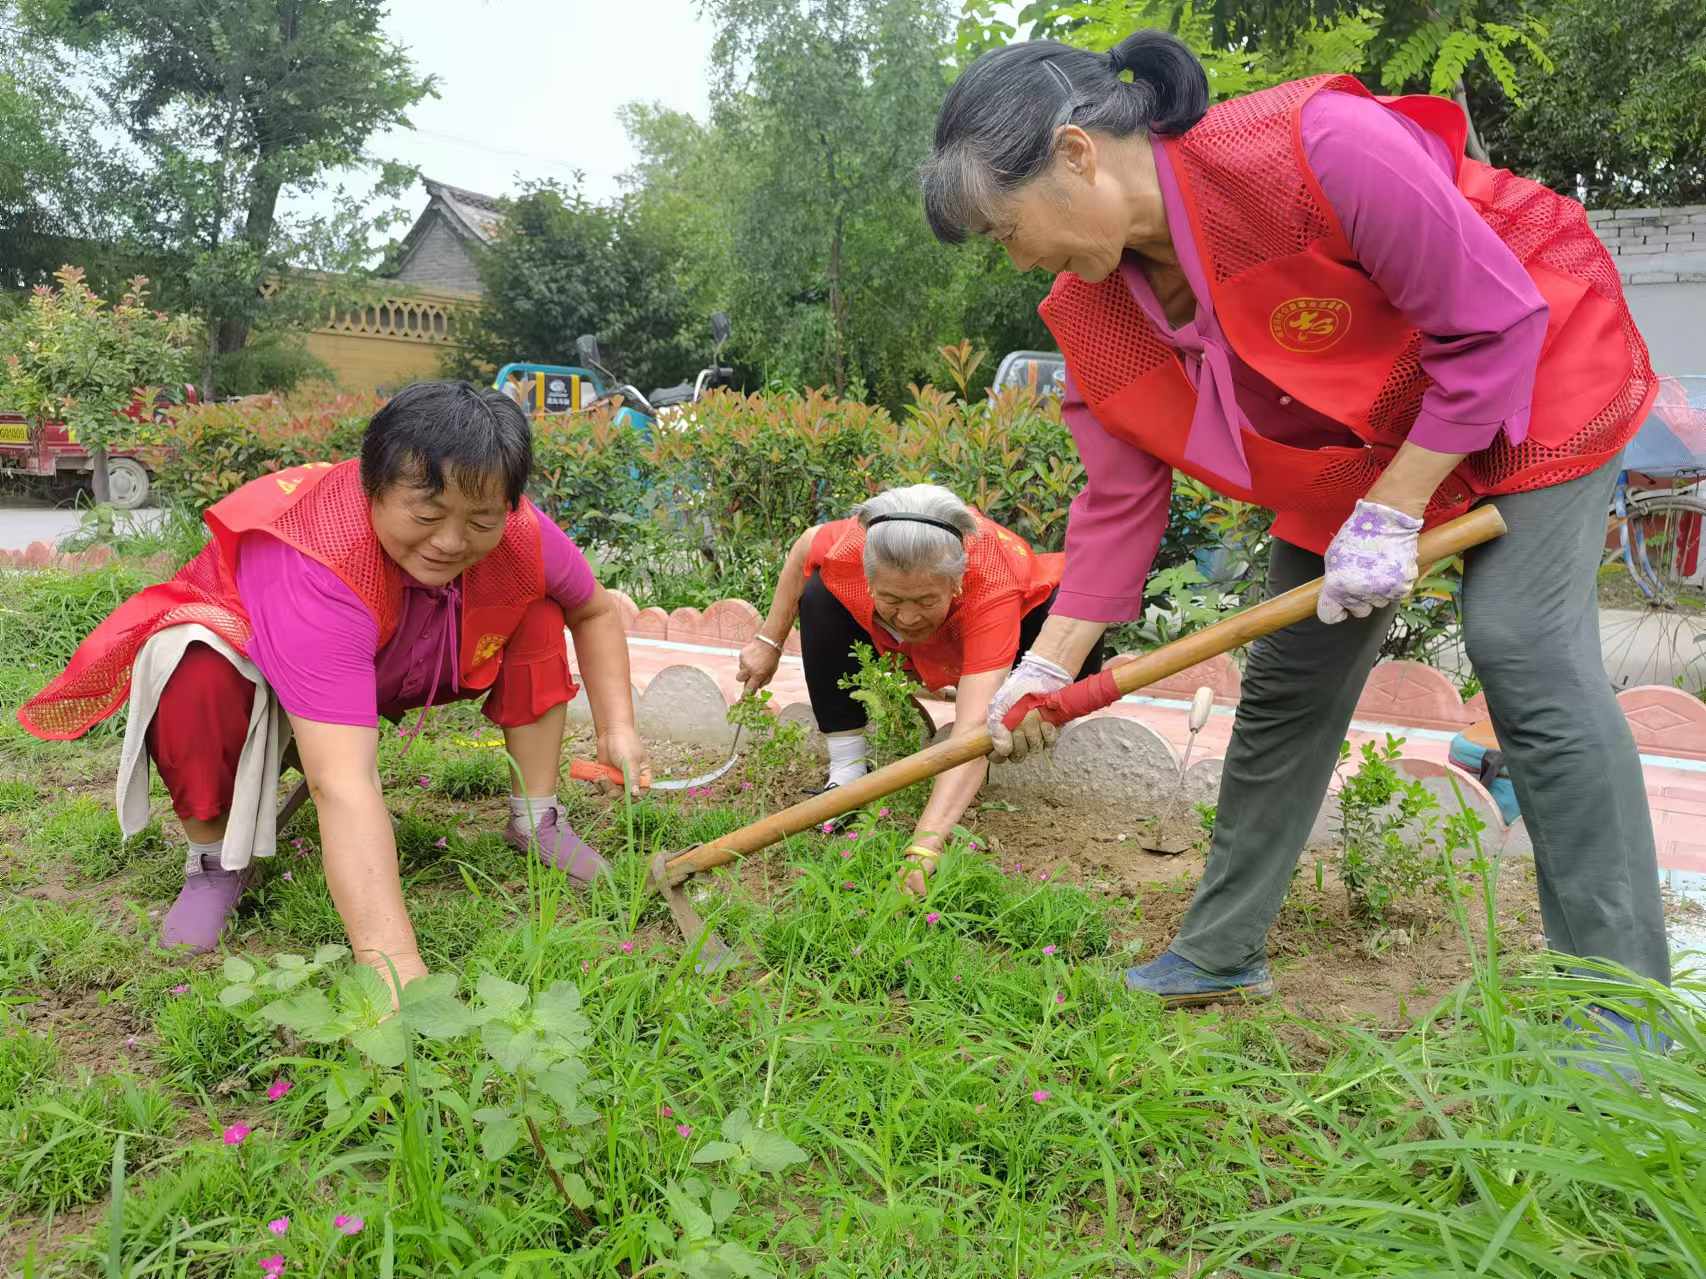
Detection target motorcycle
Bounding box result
[647,312,736,417]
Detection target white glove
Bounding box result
[1317,500,1422,625]
[987,653,1072,761]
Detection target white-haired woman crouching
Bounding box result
[737,484,1103,894]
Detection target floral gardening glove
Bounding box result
[987,653,1073,761]
[1317,499,1423,625]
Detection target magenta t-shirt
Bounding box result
[236,499,598,727]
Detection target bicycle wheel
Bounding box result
[1599,491,1706,694]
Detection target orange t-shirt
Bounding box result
[805,514,1062,690]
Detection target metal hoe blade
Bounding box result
[648,849,740,973]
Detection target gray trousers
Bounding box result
[1171,455,1671,985]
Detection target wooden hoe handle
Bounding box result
[658,505,1507,887]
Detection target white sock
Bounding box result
[826,732,869,787]
[510,794,562,825]
[186,838,223,876]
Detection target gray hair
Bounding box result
[855,484,977,583]
[921,29,1209,245]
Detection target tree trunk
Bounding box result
[217,168,285,358]
[89,443,111,506]
[827,208,848,397]
[1454,79,1491,164]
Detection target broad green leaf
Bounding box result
[714,1241,771,1278]
[481,1119,522,1163]
[340,963,395,1025]
[563,1171,593,1209]
[218,982,254,1007]
[272,953,306,971]
[532,980,589,1045]
[260,987,336,1037]
[709,1184,738,1225]
[221,956,255,983]
[690,1140,741,1165]
[482,1021,543,1073]
[744,1126,807,1174]
[401,973,477,1040]
[663,1180,714,1241]
[351,1018,407,1068]
[535,1062,586,1110]
[720,1107,753,1143]
[312,944,349,965]
[475,974,528,1015]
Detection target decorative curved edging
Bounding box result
[614,593,1706,762]
[1,541,118,571]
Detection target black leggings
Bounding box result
[797,572,1105,733]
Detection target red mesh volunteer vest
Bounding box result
[807,514,1062,690]
[1042,75,1657,552]
[19,459,546,740]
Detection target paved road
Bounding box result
[0,505,164,552]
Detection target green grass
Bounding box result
[32,794,171,885]
[0,1072,177,1215]
[2,616,1702,1276]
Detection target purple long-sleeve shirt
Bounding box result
[1054,89,1550,623]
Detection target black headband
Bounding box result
[866,513,965,540]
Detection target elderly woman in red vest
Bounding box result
[923,32,1668,1016]
[21,382,651,993]
[736,484,1102,892]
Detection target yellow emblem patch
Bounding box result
[1269,297,1351,353]
[472,633,506,665]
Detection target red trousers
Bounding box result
[147,598,575,822]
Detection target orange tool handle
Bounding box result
[569,759,625,786]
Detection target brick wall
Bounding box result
[393,217,484,297]
[1588,205,1706,285]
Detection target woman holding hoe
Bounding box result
[736,484,1104,894]
[923,32,1668,1013]
[20,382,651,993]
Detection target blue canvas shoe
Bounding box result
[1123,950,1275,1007]
[1448,732,1521,824]
[1561,1005,1675,1083]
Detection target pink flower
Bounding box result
[846,832,860,842]
[1054,992,1065,1005]
[676,1123,693,1139]
[223,1123,250,1146]
[819,821,834,834]
[953,974,963,984]
[1014,863,1023,874]
[170,984,190,995]
[290,838,305,852]
[415,775,431,789]
[281,871,293,882]
[620,940,634,954]
[1031,1089,1051,1104]
[660,1105,673,1117]
[839,849,853,859]
[925,912,940,925]
[741,781,753,791]
[260,1255,285,1275]
[580,960,590,974]
[878,807,890,818]
[266,1078,291,1101]
[333,1214,364,1236]
[434,836,448,849]
[267,1217,289,1236]
[1037,871,1050,882]
[1041,945,1057,956]
[124,1034,138,1049]
[842,881,856,890]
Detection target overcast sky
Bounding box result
[283,0,720,235]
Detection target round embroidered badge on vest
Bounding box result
[1269,298,1352,353]
[472,633,506,665]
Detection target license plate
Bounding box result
[0,422,29,445]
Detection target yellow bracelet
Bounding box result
[905,844,941,862]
